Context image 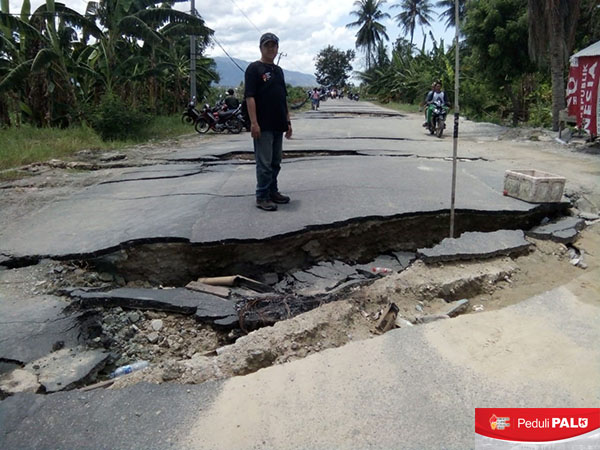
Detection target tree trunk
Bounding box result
[506,84,520,127]
[549,24,567,131]
[0,95,11,127]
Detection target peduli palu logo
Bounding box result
[475,408,600,448]
[489,414,510,430]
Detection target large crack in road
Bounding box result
[1,101,598,401]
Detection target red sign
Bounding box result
[567,56,600,136]
[475,408,600,443]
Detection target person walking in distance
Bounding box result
[244,32,293,211]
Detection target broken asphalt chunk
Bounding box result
[0,369,41,396]
[24,347,109,393]
[527,216,585,244]
[70,287,239,327]
[71,287,209,314]
[417,230,531,263]
[442,299,470,317]
[0,294,88,365]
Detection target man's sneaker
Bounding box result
[422,122,428,127]
[256,198,277,211]
[270,192,290,204]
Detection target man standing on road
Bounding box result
[244,32,293,211]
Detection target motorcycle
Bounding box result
[426,99,448,138]
[181,96,201,124]
[239,100,251,131]
[194,102,243,134]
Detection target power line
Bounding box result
[191,6,245,74]
[227,0,261,34]
[212,35,246,73]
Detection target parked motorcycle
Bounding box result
[181,96,201,124]
[239,100,251,131]
[194,102,243,134]
[426,99,448,138]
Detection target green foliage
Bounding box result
[0,115,195,172]
[0,122,107,170]
[287,85,309,104]
[360,36,454,105]
[524,76,552,128]
[314,45,356,87]
[88,93,150,141]
[0,0,217,129]
[575,0,600,50]
[463,0,534,86]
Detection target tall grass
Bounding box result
[0,116,195,171]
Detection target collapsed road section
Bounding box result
[1,209,593,397]
[1,99,598,399]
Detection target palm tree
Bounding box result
[346,0,390,70]
[527,0,581,131]
[436,0,468,31]
[392,0,434,46]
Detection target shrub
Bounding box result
[89,93,151,141]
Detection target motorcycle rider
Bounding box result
[424,81,450,128]
[421,82,436,126]
[225,88,240,110]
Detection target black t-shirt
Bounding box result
[225,96,240,110]
[244,61,288,132]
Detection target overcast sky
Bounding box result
[8,0,456,76]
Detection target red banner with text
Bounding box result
[475,408,599,443]
[566,56,600,136]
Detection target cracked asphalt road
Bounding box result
[0,101,566,261]
[1,99,599,449]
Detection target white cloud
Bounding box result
[8,0,455,76]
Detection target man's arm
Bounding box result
[443,92,451,107]
[246,96,260,139]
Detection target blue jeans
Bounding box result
[253,131,283,200]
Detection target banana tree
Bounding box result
[83,0,212,102]
[0,0,101,126]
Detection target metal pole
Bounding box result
[190,0,197,101]
[449,0,460,238]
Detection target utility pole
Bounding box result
[277,52,287,66]
[449,0,460,238]
[190,0,197,101]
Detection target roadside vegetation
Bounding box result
[0,116,193,173]
[346,0,599,130]
[2,0,599,174]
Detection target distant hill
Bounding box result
[211,56,316,88]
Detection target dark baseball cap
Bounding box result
[260,32,279,46]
